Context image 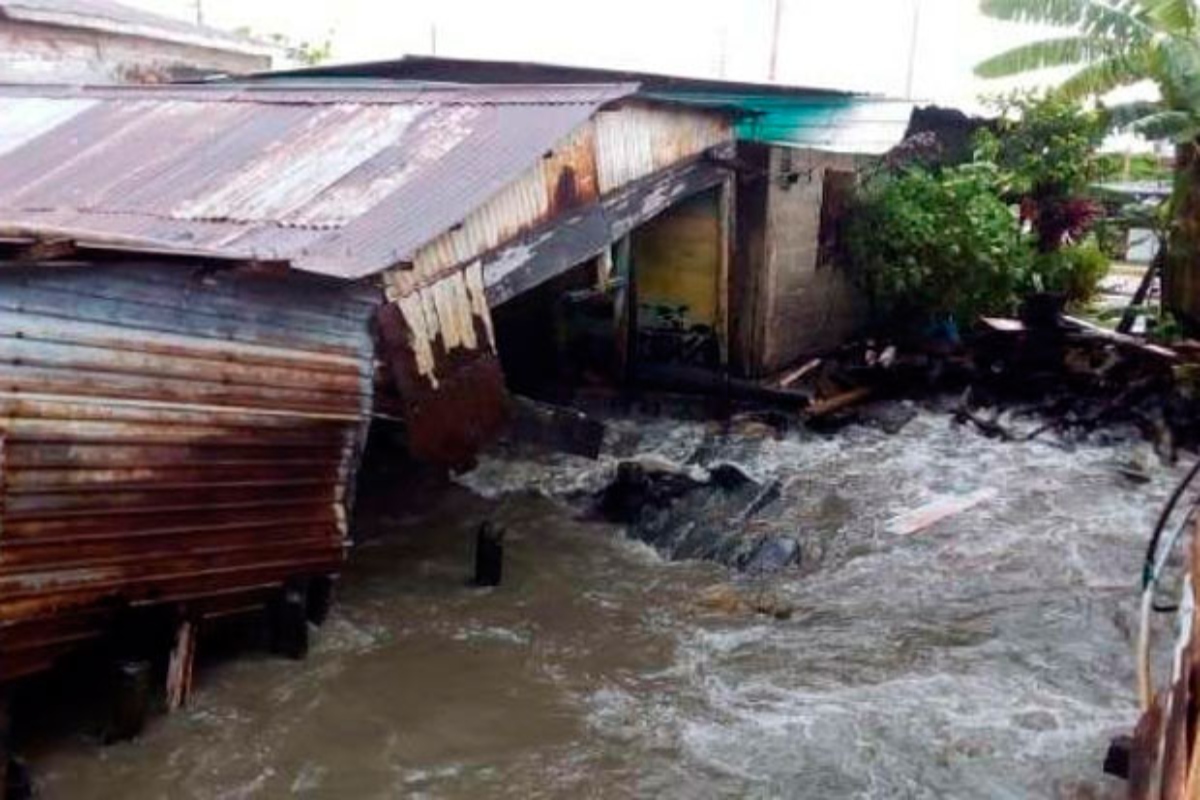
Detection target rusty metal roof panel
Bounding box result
[0,82,639,277]
[0,97,97,157]
[0,82,639,106]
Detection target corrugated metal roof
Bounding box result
[245,56,915,156]
[254,55,854,99]
[0,0,274,56]
[644,93,916,155]
[0,82,638,277]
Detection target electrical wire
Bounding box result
[1136,457,1200,709]
[1142,457,1200,590]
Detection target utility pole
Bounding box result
[905,0,922,99]
[716,24,728,79]
[430,23,438,56]
[193,0,203,26]
[768,0,783,82]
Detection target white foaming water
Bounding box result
[544,408,1186,797]
[28,407,1187,799]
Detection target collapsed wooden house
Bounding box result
[0,65,919,754]
[0,81,737,707]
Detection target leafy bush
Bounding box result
[845,164,1034,324]
[844,93,1112,328]
[976,93,1105,199]
[1031,237,1110,303]
[976,93,1106,253]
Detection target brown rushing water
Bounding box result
[22,411,1190,799]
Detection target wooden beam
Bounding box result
[716,174,734,368]
[1118,248,1164,335]
[165,619,197,712]
[10,237,77,263]
[613,235,635,385]
[484,156,730,308]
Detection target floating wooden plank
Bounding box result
[887,489,998,536]
[807,386,872,418]
[774,358,822,389]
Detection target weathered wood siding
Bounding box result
[0,262,377,682]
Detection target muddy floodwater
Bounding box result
[23,409,1190,798]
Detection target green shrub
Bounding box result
[1031,237,1110,303]
[846,164,1034,325]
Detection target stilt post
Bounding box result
[166,618,197,712]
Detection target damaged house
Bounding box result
[256,56,916,376]
[0,80,737,706]
[0,62,915,731]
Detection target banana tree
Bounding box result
[975,0,1200,324]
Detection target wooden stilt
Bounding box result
[0,688,10,800]
[306,575,335,626]
[107,660,151,742]
[0,688,27,800]
[473,522,505,587]
[270,585,309,661]
[165,620,196,712]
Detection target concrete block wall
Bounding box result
[755,146,867,374]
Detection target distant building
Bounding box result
[0,0,272,84]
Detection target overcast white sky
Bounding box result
[125,0,1071,110]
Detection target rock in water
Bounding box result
[596,458,799,570]
[743,536,801,574]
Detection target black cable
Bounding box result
[1142,457,1200,591]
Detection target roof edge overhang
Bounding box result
[247,55,862,100]
[0,81,642,107]
[0,222,255,265]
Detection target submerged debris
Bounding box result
[595,458,800,572]
[886,489,998,536]
[695,584,795,620]
[750,310,1200,455]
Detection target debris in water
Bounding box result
[596,458,799,571]
[886,488,999,536]
[807,386,873,419]
[695,584,795,620]
[774,358,822,389]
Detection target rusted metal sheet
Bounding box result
[0,83,638,279]
[373,122,732,465]
[484,157,730,306]
[593,102,731,194]
[384,110,603,292]
[379,261,508,467]
[483,206,612,307]
[0,262,378,683]
[399,107,727,296]
[376,280,507,469]
[0,97,97,157]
